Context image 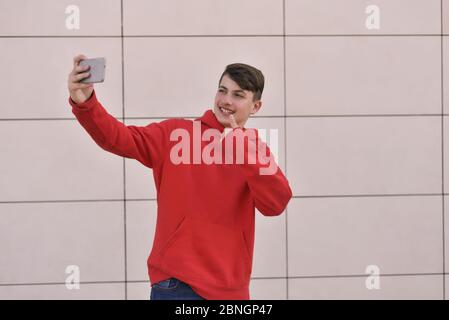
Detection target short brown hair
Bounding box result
[219,63,264,102]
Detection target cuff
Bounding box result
[69,90,97,111]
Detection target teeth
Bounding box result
[220,107,233,114]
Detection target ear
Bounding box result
[250,100,262,115]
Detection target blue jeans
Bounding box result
[150,278,205,300]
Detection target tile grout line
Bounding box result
[3,193,449,205]
[120,0,128,301]
[2,272,447,288]
[4,114,449,121]
[292,193,446,199]
[0,34,448,38]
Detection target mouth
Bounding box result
[218,106,235,116]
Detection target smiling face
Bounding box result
[213,74,262,128]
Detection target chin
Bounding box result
[219,117,231,128]
[218,118,230,128]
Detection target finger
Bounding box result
[73,54,87,67]
[229,114,239,129]
[73,54,87,66]
[73,72,90,82]
[74,65,90,73]
[69,66,89,82]
[70,72,89,83]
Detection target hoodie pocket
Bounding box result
[159,217,252,289]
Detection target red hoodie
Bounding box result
[70,91,292,300]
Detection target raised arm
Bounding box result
[68,55,170,169]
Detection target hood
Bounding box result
[195,109,226,133]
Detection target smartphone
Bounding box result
[79,57,106,83]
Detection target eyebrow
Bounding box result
[218,85,246,94]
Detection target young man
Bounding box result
[68,55,292,300]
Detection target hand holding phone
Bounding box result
[68,55,104,104]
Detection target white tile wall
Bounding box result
[286,37,441,116]
[0,120,124,202]
[125,200,157,281]
[444,37,449,113]
[0,202,125,284]
[123,0,283,36]
[286,117,441,196]
[287,197,443,277]
[250,279,287,300]
[0,0,121,36]
[126,282,151,300]
[123,37,284,118]
[446,276,449,300]
[1,0,447,300]
[445,196,449,274]
[252,211,286,278]
[289,275,443,300]
[0,283,125,300]
[0,38,123,119]
[444,0,449,34]
[285,0,441,35]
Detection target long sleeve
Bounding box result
[229,128,293,216]
[69,90,171,169]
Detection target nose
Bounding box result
[222,93,232,106]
